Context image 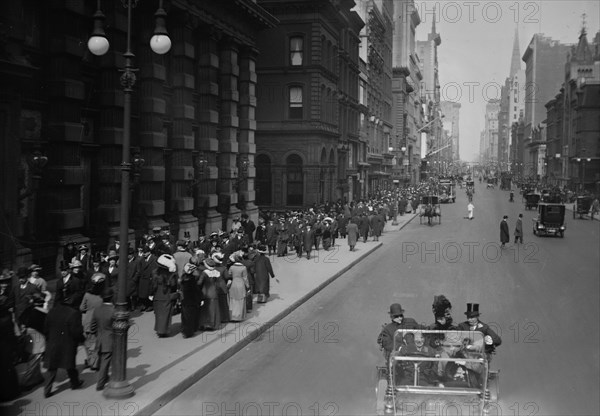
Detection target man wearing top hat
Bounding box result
[457,303,502,356]
[377,303,422,361]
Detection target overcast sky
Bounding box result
[413,0,600,161]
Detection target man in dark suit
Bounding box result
[75,244,91,273]
[377,303,422,361]
[43,291,84,397]
[91,286,115,390]
[241,213,256,244]
[125,247,141,311]
[456,303,502,356]
[137,245,157,312]
[54,261,84,309]
[302,224,315,260]
[500,215,510,248]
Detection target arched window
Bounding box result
[286,154,303,206]
[255,154,272,205]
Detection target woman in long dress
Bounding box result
[228,253,249,322]
[151,254,178,338]
[198,258,221,330]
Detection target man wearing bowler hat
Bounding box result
[377,303,422,360]
[457,303,502,356]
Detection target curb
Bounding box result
[139,215,417,415]
[140,245,381,416]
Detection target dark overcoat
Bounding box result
[137,255,157,299]
[346,222,359,246]
[44,303,84,369]
[500,220,510,243]
[253,254,274,297]
[514,218,523,237]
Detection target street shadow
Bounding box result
[127,346,142,359]
[128,363,151,381]
[0,399,33,416]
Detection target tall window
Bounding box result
[286,154,303,206]
[289,86,303,119]
[290,37,304,66]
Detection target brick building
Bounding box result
[254,0,363,208]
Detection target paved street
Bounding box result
[1,213,416,416]
[156,183,599,416]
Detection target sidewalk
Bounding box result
[3,213,417,416]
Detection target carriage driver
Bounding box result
[377,303,421,360]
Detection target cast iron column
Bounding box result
[105,0,135,398]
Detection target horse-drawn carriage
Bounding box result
[573,196,593,219]
[524,193,541,210]
[438,179,456,203]
[466,180,475,194]
[376,329,499,415]
[419,196,441,225]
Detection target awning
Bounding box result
[371,171,391,176]
[358,162,371,167]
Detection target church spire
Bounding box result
[509,26,521,76]
[428,5,441,46]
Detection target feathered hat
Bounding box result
[432,294,452,318]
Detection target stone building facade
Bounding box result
[254,0,363,209]
[0,0,277,270]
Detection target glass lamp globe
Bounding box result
[88,36,109,56]
[150,35,171,55]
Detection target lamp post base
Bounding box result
[103,380,135,399]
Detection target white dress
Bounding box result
[467,203,474,219]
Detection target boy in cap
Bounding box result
[377,303,421,360]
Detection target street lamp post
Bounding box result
[88,0,171,399]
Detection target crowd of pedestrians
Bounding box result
[1,182,453,402]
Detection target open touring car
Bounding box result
[376,329,499,416]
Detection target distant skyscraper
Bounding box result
[522,34,571,169]
[504,27,525,167]
[440,101,461,161]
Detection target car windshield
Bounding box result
[390,330,488,392]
